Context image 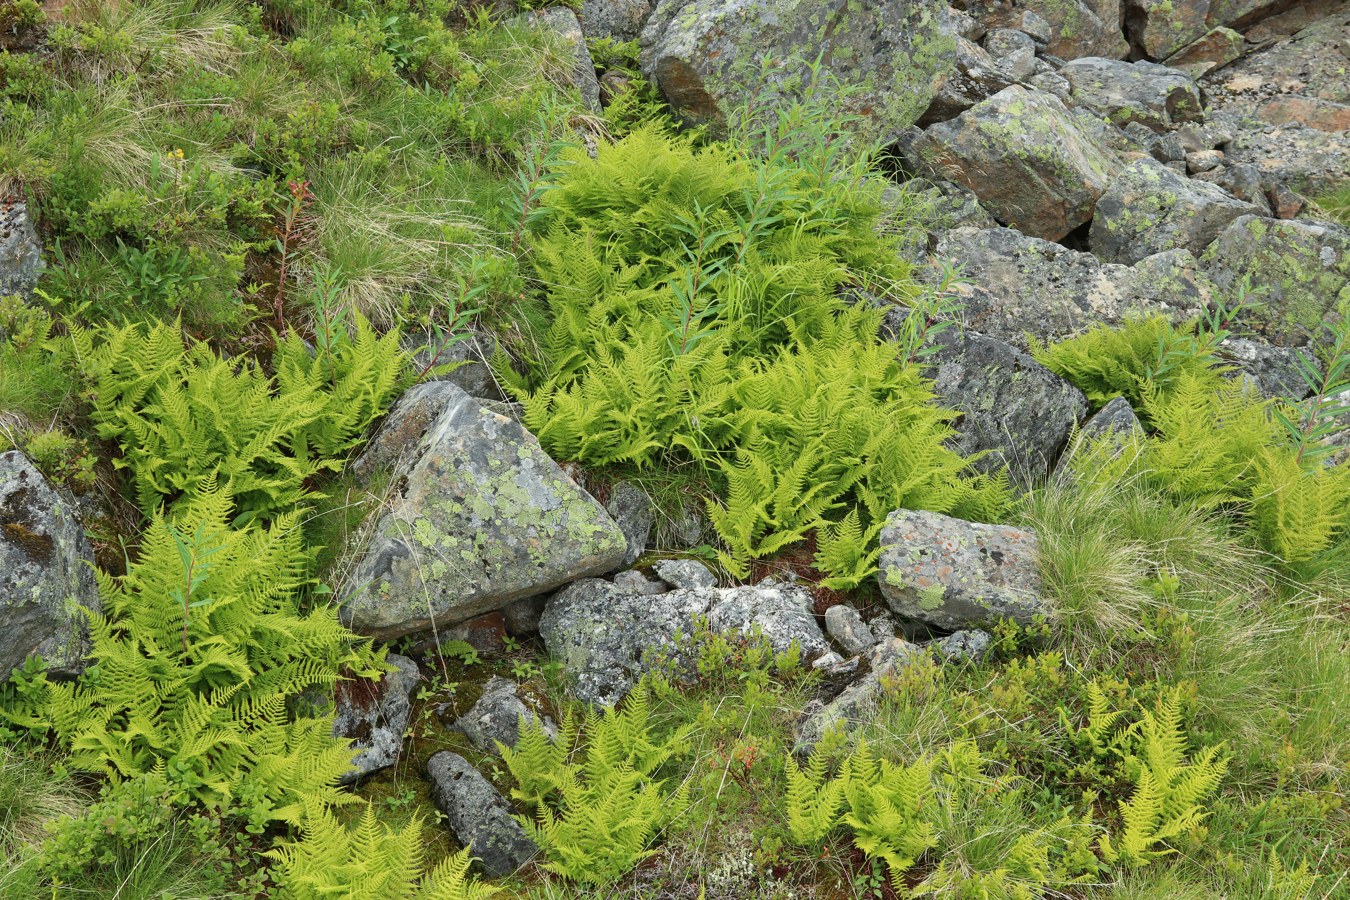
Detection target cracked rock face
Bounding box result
[877,509,1048,631]
[339,384,628,640]
[639,0,955,143]
[1,451,100,681]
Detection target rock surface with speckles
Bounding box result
[426,751,538,876]
[1201,216,1350,348]
[1060,58,1203,132]
[0,451,100,681]
[925,328,1088,485]
[332,653,420,783]
[639,0,955,142]
[339,384,628,640]
[877,509,1048,631]
[541,577,828,706]
[963,0,1128,60]
[450,676,557,755]
[581,0,654,41]
[915,86,1122,241]
[1,201,43,300]
[1091,158,1262,264]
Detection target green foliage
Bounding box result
[268,800,497,900]
[838,743,938,889]
[42,488,380,829]
[1099,689,1228,867]
[1029,314,1227,423]
[72,315,408,524]
[783,750,843,848]
[514,119,1007,584]
[502,680,693,884]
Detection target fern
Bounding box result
[784,751,843,847]
[1098,689,1228,867]
[838,742,938,889]
[268,799,498,899]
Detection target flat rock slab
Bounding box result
[1090,158,1263,264]
[426,751,538,877]
[915,85,1122,241]
[926,328,1088,486]
[1202,216,1350,348]
[877,509,1048,631]
[0,451,100,679]
[339,384,628,640]
[640,0,955,142]
[541,577,828,706]
[332,653,420,783]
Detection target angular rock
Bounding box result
[1219,337,1316,400]
[402,329,506,403]
[1,451,100,680]
[919,36,1016,126]
[1053,396,1144,476]
[1125,0,1212,60]
[1,201,42,300]
[651,558,717,591]
[1163,26,1244,77]
[963,0,1129,61]
[333,654,420,784]
[1186,149,1224,173]
[1060,57,1203,131]
[525,8,602,113]
[581,0,654,41]
[426,752,538,876]
[602,481,653,568]
[541,578,828,705]
[1090,158,1262,264]
[926,328,1088,485]
[339,384,628,640]
[351,381,461,482]
[933,628,994,662]
[795,639,924,750]
[877,509,1048,631]
[640,0,956,142]
[1202,216,1350,347]
[451,676,558,755]
[824,604,878,657]
[1191,162,1273,214]
[915,86,1121,241]
[984,28,1038,81]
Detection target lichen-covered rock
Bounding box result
[1125,0,1212,60]
[581,0,654,41]
[915,86,1122,241]
[1090,158,1262,264]
[1202,216,1350,348]
[1163,26,1244,77]
[1,451,100,680]
[525,8,602,113]
[926,328,1089,486]
[339,384,628,640]
[918,36,1016,126]
[426,751,538,876]
[639,0,955,142]
[351,381,460,482]
[877,509,1048,631]
[962,0,1128,61]
[929,227,1210,345]
[1,201,43,300]
[794,638,924,750]
[402,329,506,403]
[451,676,558,755]
[933,629,994,662]
[824,603,877,657]
[652,558,717,591]
[984,28,1038,81]
[1219,337,1317,401]
[540,577,828,705]
[1053,396,1144,476]
[603,481,653,568]
[1060,57,1203,132]
[331,654,419,784]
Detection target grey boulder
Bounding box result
[651,558,717,591]
[1090,158,1263,264]
[524,8,601,113]
[541,577,828,705]
[426,751,538,876]
[1060,57,1203,132]
[332,653,420,783]
[1,201,42,300]
[581,0,654,41]
[915,86,1122,241]
[824,603,878,657]
[640,0,955,142]
[1,452,100,680]
[451,676,557,755]
[877,509,1048,631]
[339,384,628,640]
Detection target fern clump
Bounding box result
[72,315,408,525]
[42,487,381,829]
[268,800,497,900]
[501,679,692,885]
[511,122,1008,585]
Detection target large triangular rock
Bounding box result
[338,384,628,640]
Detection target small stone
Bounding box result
[933,629,994,663]
[0,201,43,300]
[426,752,538,876]
[451,676,557,755]
[811,651,847,670]
[824,604,878,657]
[1267,183,1305,220]
[877,509,1048,631]
[333,654,420,784]
[1016,10,1053,45]
[613,569,668,595]
[604,481,654,568]
[1186,149,1224,173]
[652,558,717,591]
